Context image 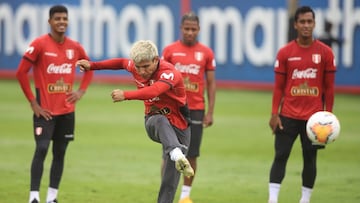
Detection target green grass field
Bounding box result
[0,79,359,203]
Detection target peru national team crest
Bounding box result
[194,52,204,61]
[66,49,74,60]
[312,54,321,64]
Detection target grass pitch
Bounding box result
[0,79,359,203]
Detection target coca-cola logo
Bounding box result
[292,68,317,79]
[47,63,72,74]
[174,63,200,75]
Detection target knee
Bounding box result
[35,142,50,158]
[274,150,290,162]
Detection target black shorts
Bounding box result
[275,115,325,151]
[187,110,205,158]
[33,112,75,142]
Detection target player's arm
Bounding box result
[269,72,285,133]
[323,71,335,112]
[111,81,171,102]
[323,49,336,112]
[16,58,52,120]
[16,58,35,102]
[76,58,129,71]
[204,70,216,127]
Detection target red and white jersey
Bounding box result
[90,58,188,129]
[162,41,216,110]
[17,34,93,115]
[274,39,336,120]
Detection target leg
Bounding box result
[49,140,69,189]
[299,124,320,203]
[29,115,55,203]
[145,115,191,203]
[158,155,182,203]
[30,139,51,191]
[47,113,74,202]
[268,116,298,202]
[180,110,204,202]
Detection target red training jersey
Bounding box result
[162,41,216,110]
[90,58,188,129]
[272,39,336,120]
[16,34,93,115]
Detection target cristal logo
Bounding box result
[292,68,317,79]
[174,63,200,75]
[47,63,72,74]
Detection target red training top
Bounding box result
[16,34,93,115]
[272,39,336,120]
[162,41,216,110]
[90,58,189,130]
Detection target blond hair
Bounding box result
[130,40,158,64]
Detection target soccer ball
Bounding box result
[306,111,340,145]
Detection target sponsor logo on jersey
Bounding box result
[290,82,319,96]
[66,49,74,60]
[184,76,199,92]
[288,57,301,61]
[312,54,321,64]
[274,59,279,68]
[45,52,57,57]
[160,72,174,80]
[48,78,71,93]
[172,52,186,56]
[26,46,35,54]
[292,68,317,79]
[47,63,72,74]
[174,63,200,75]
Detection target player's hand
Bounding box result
[30,100,52,121]
[269,114,283,134]
[66,90,85,103]
[76,59,91,71]
[111,89,125,102]
[203,113,213,128]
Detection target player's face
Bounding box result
[181,20,200,46]
[294,12,315,39]
[134,57,159,80]
[49,12,68,34]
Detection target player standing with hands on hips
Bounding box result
[162,12,216,203]
[76,40,194,203]
[267,6,336,203]
[16,5,93,203]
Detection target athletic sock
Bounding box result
[268,183,281,202]
[299,186,313,203]
[46,187,58,202]
[180,185,192,199]
[29,191,40,202]
[169,147,185,161]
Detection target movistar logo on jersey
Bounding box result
[160,72,174,80]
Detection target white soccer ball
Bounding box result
[306,111,341,145]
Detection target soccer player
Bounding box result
[161,12,216,203]
[16,5,93,203]
[267,6,336,203]
[76,40,194,203]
